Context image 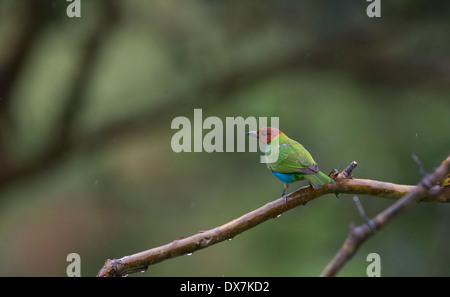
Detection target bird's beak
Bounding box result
[247,131,258,138]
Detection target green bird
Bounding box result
[247,127,334,200]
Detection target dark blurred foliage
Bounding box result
[0,0,449,276]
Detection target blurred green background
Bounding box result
[0,0,449,277]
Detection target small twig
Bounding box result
[337,161,357,180]
[411,153,426,178]
[352,196,376,233]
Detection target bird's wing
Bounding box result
[266,139,318,174]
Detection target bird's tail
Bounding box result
[305,171,334,188]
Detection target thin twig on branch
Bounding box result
[320,155,450,277]
[97,157,450,277]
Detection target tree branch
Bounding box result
[97,157,450,277]
[320,155,450,277]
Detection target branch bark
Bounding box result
[97,157,450,277]
[320,155,450,277]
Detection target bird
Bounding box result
[247,127,334,201]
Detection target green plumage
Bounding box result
[265,133,334,188]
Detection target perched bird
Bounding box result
[247,127,334,200]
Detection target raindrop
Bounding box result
[415,132,418,138]
[94,180,98,185]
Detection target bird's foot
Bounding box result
[281,184,289,202]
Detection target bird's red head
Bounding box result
[250,127,283,146]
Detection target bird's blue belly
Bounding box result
[271,171,296,184]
